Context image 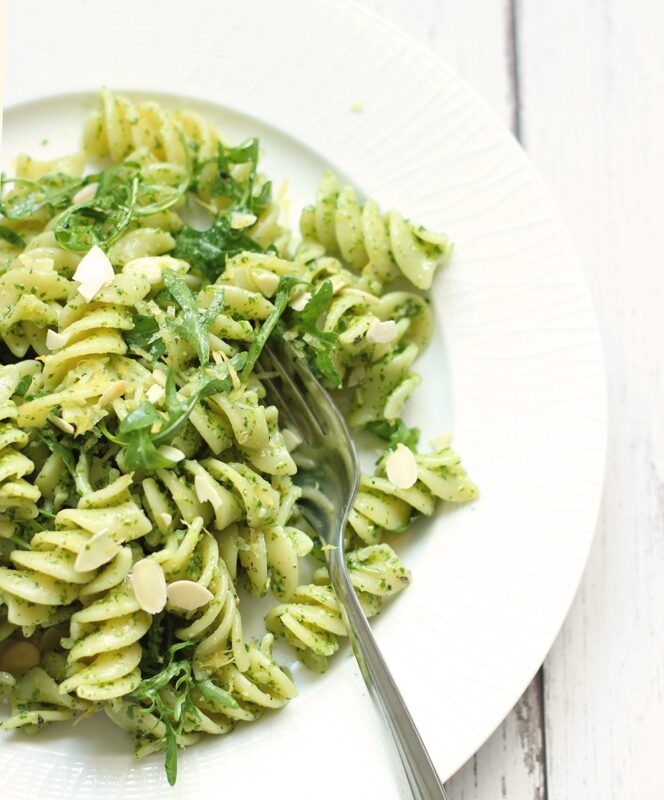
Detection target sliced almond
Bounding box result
[289,290,311,312]
[194,474,222,511]
[146,383,165,404]
[73,245,115,302]
[48,414,75,435]
[46,329,69,351]
[160,512,173,527]
[74,528,121,572]
[366,319,397,345]
[385,443,419,489]
[132,558,167,614]
[346,365,366,387]
[99,380,129,407]
[167,580,213,611]
[157,445,185,463]
[281,428,302,452]
[152,369,167,387]
[73,182,98,204]
[430,432,453,449]
[253,271,280,297]
[230,211,257,230]
[0,641,40,674]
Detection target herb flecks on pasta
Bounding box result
[0,90,477,784]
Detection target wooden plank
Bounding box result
[519,0,664,797]
[446,674,546,799]
[350,2,548,798]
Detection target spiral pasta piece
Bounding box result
[189,634,296,727]
[59,582,150,700]
[266,542,410,670]
[348,445,478,544]
[0,365,41,521]
[176,552,249,676]
[0,474,149,634]
[1,665,88,732]
[17,273,153,432]
[0,252,75,358]
[216,477,313,599]
[300,171,452,290]
[83,89,208,164]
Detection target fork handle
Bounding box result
[327,555,449,800]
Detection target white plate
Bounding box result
[1,1,606,797]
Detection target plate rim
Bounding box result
[1,0,607,793]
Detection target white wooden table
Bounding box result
[355,1,664,797]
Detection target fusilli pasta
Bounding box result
[0,90,477,784]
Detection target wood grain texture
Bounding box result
[519,1,664,798]
[353,2,548,798]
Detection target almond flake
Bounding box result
[46,329,69,351]
[157,445,185,463]
[253,271,280,297]
[366,319,397,345]
[73,245,115,302]
[132,558,167,614]
[230,211,257,230]
[289,291,311,312]
[160,512,173,527]
[385,443,419,489]
[281,428,302,452]
[167,580,213,610]
[48,414,75,435]
[146,383,165,404]
[74,529,120,572]
[320,544,337,551]
[99,380,129,407]
[194,474,222,511]
[72,183,98,204]
[152,369,167,387]
[430,432,453,449]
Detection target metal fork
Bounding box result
[261,337,448,800]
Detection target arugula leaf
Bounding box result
[205,138,271,213]
[196,679,240,710]
[133,640,198,787]
[173,215,265,282]
[54,170,138,252]
[39,431,77,478]
[0,225,25,248]
[118,401,162,435]
[240,275,305,381]
[13,374,33,398]
[134,634,245,785]
[294,280,342,388]
[365,418,420,454]
[164,726,178,786]
[101,358,246,471]
[162,270,225,366]
[124,315,166,359]
[152,361,246,446]
[0,172,85,221]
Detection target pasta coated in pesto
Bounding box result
[0,91,477,784]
